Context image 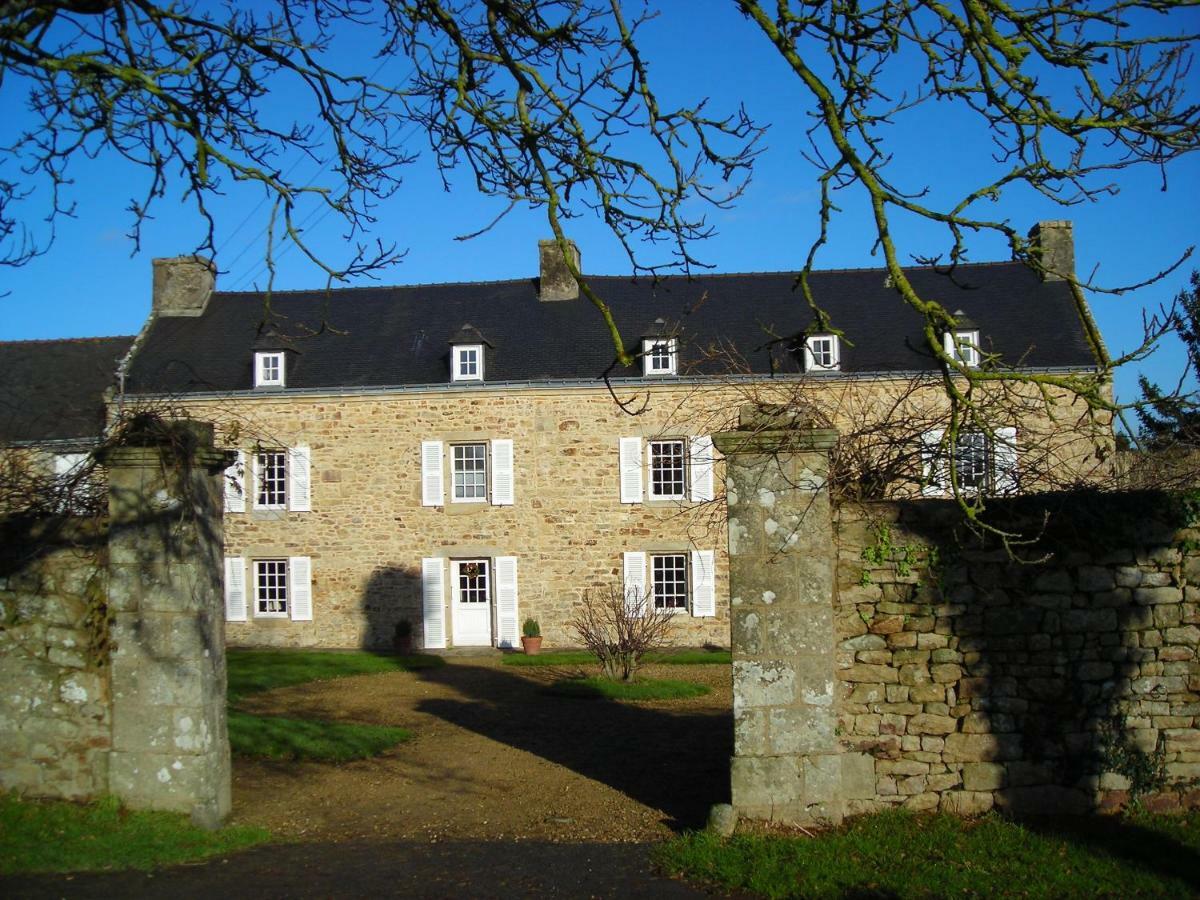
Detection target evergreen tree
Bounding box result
[1137,271,1200,449]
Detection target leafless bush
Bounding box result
[569,583,675,682]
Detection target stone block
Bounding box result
[842,752,876,800]
[734,708,769,756]
[769,707,837,756]
[803,754,842,803]
[1063,609,1117,633]
[1166,625,1200,646]
[731,609,764,655]
[940,791,994,816]
[930,664,962,683]
[1077,566,1116,593]
[962,762,1007,791]
[732,755,802,815]
[944,733,1023,763]
[908,713,958,735]
[1136,587,1183,605]
[733,660,797,709]
[840,664,899,684]
[996,786,1090,816]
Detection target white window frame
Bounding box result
[253,558,289,618]
[922,427,1018,496]
[804,334,840,372]
[953,430,990,493]
[642,338,677,376]
[254,449,287,509]
[254,351,285,388]
[647,438,688,500]
[943,330,980,368]
[452,344,484,382]
[451,442,489,503]
[650,552,689,614]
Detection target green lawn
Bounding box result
[547,676,711,701]
[227,649,435,761]
[227,649,443,700]
[0,794,270,875]
[503,648,731,667]
[658,808,1200,899]
[227,710,411,761]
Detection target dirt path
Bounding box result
[232,657,733,843]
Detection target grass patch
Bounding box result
[503,649,731,667]
[227,649,443,700]
[228,710,411,762]
[657,808,1200,899]
[0,793,270,874]
[547,676,710,701]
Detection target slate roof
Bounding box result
[125,262,1098,394]
[0,336,134,443]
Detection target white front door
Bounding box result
[451,559,493,646]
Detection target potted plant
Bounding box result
[521,617,543,655]
[393,618,415,655]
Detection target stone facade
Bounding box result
[184,375,1107,651]
[835,495,1200,817]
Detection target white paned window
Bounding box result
[651,553,688,611]
[922,428,1019,496]
[804,334,840,371]
[452,443,488,502]
[457,559,490,604]
[452,344,484,382]
[954,431,990,491]
[255,450,287,508]
[648,439,687,499]
[642,338,677,376]
[944,330,980,367]
[254,559,288,617]
[255,352,285,387]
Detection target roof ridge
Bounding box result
[211,260,1028,298]
[0,335,135,347]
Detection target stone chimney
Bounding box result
[538,238,580,301]
[1027,220,1075,282]
[152,256,216,316]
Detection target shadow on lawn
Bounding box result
[1016,813,1200,892]
[413,662,731,832]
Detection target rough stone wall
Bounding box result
[835,494,1200,816]
[177,377,1104,651]
[0,520,111,800]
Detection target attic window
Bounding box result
[642,338,677,376]
[452,344,484,382]
[944,330,980,368]
[255,352,285,388]
[804,334,840,372]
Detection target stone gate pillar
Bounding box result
[713,405,844,826]
[101,420,231,827]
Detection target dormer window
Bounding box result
[804,334,840,372]
[255,351,285,388]
[452,344,484,382]
[944,330,980,368]
[642,338,677,376]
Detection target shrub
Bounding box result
[569,583,675,681]
[522,616,541,638]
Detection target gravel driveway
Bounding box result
[232,656,733,843]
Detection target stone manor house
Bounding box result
[1,223,1110,651]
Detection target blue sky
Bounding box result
[2,2,1197,411]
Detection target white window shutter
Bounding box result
[691,549,716,617]
[422,557,446,649]
[921,429,946,497]
[619,437,643,503]
[689,435,715,502]
[224,450,246,513]
[288,445,311,512]
[224,557,247,622]
[993,427,1019,495]
[421,441,444,507]
[491,439,514,506]
[623,551,647,619]
[288,556,313,621]
[495,556,519,649]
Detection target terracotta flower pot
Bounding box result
[521,635,543,655]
